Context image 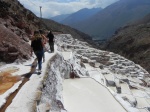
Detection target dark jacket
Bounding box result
[31,38,43,52]
[47,32,54,42]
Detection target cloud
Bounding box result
[19,0,118,18]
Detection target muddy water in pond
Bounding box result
[0,68,21,95]
[0,59,37,112]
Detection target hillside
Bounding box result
[61,8,101,26]
[0,0,43,63]
[72,0,150,40]
[41,18,94,45]
[0,0,93,63]
[50,14,71,23]
[103,13,150,73]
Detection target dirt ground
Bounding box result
[0,67,21,95]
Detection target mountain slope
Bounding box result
[61,8,101,26]
[73,0,150,40]
[50,14,71,23]
[103,13,150,73]
[41,18,94,44]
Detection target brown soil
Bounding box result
[0,69,21,95]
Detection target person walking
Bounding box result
[31,31,44,74]
[39,29,48,62]
[47,31,54,52]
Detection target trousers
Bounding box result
[34,50,43,70]
[49,42,54,52]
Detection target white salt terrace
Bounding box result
[58,34,150,112]
[63,78,127,112]
[61,51,127,112]
[1,34,150,112]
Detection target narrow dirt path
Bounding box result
[0,59,37,112]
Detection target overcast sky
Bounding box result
[19,0,118,18]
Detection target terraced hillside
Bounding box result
[103,14,150,73]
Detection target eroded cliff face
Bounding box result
[0,24,31,62]
[0,0,43,63]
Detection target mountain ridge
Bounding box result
[61,8,102,26]
[50,14,71,23]
[69,0,150,40]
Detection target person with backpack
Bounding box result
[47,31,54,52]
[31,31,44,74]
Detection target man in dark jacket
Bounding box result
[47,31,54,52]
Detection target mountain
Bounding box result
[61,8,102,26]
[42,18,94,44]
[72,0,150,40]
[43,17,94,46]
[1,1,150,111]
[50,14,71,23]
[0,0,94,63]
[102,13,150,73]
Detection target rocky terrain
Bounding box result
[0,0,43,62]
[0,0,150,112]
[103,14,150,73]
